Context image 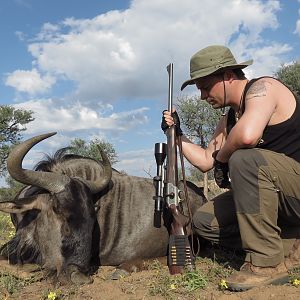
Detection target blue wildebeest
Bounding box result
[0,133,205,284]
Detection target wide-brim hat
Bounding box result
[181,45,253,91]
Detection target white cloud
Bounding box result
[6,0,284,101]
[296,20,300,35]
[295,8,300,36]
[242,43,292,78]
[115,148,154,177]
[5,68,55,95]
[13,99,149,134]
[15,30,26,41]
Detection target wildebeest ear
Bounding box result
[0,194,51,213]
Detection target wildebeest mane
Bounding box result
[33,147,96,172]
[34,147,119,176]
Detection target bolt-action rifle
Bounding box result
[153,63,195,275]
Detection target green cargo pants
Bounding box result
[193,148,300,267]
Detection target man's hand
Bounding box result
[213,151,231,189]
[161,110,183,136]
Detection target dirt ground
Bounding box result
[0,258,299,300]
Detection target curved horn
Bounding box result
[7,132,71,193]
[78,146,112,194]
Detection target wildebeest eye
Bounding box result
[62,222,71,236]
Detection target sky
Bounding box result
[0,0,300,186]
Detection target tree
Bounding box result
[0,105,34,175]
[176,95,222,197]
[69,138,118,165]
[177,95,221,146]
[275,61,300,98]
[0,177,24,201]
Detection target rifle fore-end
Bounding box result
[166,125,178,185]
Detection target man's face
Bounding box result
[195,74,224,108]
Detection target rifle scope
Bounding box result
[153,142,167,228]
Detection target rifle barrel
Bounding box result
[166,63,178,201]
[166,63,173,112]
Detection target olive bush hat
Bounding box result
[181,45,253,90]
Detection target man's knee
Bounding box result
[192,210,215,236]
[229,149,269,186]
[229,149,244,171]
[229,149,266,172]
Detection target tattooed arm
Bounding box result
[216,78,277,163]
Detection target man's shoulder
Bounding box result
[245,76,284,100]
[250,76,285,89]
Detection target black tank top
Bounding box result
[227,77,300,163]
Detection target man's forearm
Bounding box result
[181,136,214,172]
[215,141,237,163]
[216,127,258,163]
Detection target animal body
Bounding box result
[0,133,205,283]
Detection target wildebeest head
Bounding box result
[0,132,112,283]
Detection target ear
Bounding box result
[224,70,235,83]
[0,194,51,214]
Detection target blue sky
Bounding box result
[0,0,300,185]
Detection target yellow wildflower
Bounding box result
[47,291,57,300]
[291,278,300,286]
[8,230,15,238]
[219,279,228,289]
[170,283,176,290]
